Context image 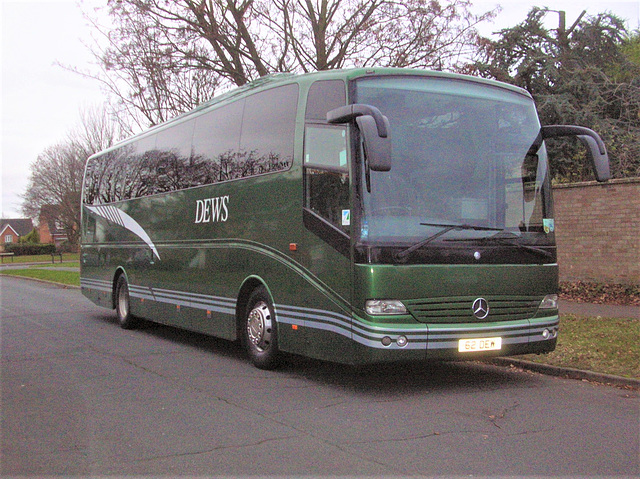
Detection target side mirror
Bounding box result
[541,125,610,182]
[356,115,392,172]
[577,135,611,182]
[327,103,392,172]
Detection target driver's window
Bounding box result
[304,125,350,233]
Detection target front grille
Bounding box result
[404,295,542,323]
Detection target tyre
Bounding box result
[115,275,137,329]
[243,286,280,370]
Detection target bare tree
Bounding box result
[264,0,494,71]
[66,5,220,129]
[21,106,125,246]
[77,0,495,128]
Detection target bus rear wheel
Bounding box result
[115,275,137,330]
[243,286,280,370]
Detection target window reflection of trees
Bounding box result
[83,84,298,205]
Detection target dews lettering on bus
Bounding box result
[195,196,230,223]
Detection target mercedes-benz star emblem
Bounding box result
[472,298,489,319]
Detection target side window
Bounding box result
[192,100,244,184]
[83,155,102,205]
[304,125,350,232]
[305,80,346,121]
[125,134,156,199]
[303,79,350,245]
[239,84,298,176]
[83,83,299,205]
[155,120,195,192]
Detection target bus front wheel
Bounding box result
[243,286,280,370]
[115,275,137,330]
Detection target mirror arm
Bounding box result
[327,104,388,138]
[542,125,606,155]
[542,125,610,182]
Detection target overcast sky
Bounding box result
[1,0,639,218]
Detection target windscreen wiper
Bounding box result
[394,222,502,260]
[444,230,554,260]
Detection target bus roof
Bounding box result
[190,67,531,114]
[90,68,532,158]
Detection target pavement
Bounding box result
[560,299,639,319]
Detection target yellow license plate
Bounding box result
[458,337,502,352]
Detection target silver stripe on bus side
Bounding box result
[276,303,429,349]
[146,287,236,315]
[80,278,112,293]
[79,280,556,351]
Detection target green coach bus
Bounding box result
[80,68,610,369]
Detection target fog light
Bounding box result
[397,335,408,348]
[542,329,550,339]
[381,336,392,346]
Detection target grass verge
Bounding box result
[0,268,80,286]
[36,261,80,268]
[519,314,639,379]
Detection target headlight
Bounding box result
[539,294,558,309]
[365,299,407,315]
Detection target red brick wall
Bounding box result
[38,222,53,244]
[553,178,640,285]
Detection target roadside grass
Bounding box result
[1,266,637,379]
[0,267,80,286]
[519,314,640,379]
[34,261,80,268]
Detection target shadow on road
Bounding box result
[92,312,539,396]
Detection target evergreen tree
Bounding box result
[471,9,640,182]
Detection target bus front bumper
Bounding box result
[349,315,559,364]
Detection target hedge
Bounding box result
[4,243,56,256]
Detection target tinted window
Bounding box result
[124,135,156,199]
[239,84,298,176]
[305,80,346,121]
[153,120,196,193]
[192,100,244,183]
[83,83,299,205]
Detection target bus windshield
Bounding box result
[354,76,554,263]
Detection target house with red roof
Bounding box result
[1,218,34,249]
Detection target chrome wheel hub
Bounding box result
[247,302,272,351]
[118,287,129,318]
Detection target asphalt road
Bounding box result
[2,276,638,477]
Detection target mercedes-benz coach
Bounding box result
[81,68,610,369]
